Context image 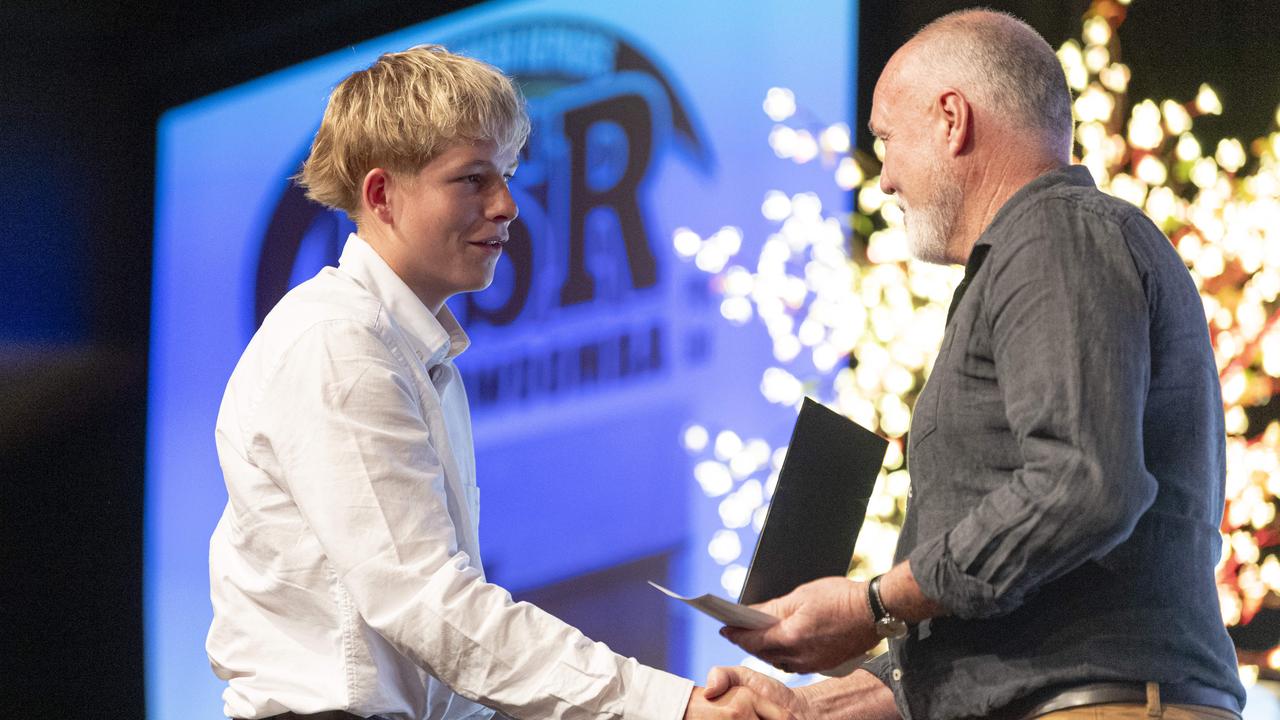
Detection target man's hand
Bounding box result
[705,666,812,719]
[720,577,878,674]
[684,685,795,720]
[710,666,902,720]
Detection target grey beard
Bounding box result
[901,167,963,266]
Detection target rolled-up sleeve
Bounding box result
[908,203,1157,619]
[253,319,693,720]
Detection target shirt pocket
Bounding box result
[910,380,940,449]
[910,333,955,449]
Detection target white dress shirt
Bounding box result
[208,234,693,720]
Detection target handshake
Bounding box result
[682,666,807,720]
[682,573,925,720]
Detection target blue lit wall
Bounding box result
[147,1,853,716]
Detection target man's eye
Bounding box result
[465,174,483,184]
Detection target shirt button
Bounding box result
[892,668,903,682]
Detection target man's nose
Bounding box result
[879,168,896,196]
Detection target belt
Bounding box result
[236,707,366,712]
[1009,681,1241,719]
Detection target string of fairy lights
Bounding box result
[676,0,1280,682]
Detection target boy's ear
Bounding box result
[361,168,396,225]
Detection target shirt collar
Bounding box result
[337,233,470,367]
[974,164,1095,249]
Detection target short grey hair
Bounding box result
[913,9,1074,160]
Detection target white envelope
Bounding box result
[647,581,779,630]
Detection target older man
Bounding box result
[710,9,1246,720]
[207,45,790,720]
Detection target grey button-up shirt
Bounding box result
[864,166,1245,719]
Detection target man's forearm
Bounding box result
[796,670,901,720]
[878,560,947,624]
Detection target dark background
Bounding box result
[3,0,1278,714]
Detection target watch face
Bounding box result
[876,617,909,640]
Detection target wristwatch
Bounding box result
[867,574,909,640]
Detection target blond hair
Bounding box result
[297,45,530,220]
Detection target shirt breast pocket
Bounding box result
[910,331,956,449]
[910,381,940,449]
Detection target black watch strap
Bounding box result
[868,574,890,621]
[868,574,910,640]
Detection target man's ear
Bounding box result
[938,88,972,157]
[361,168,396,226]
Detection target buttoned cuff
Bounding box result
[907,532,1021,619]
[626,665,694,720]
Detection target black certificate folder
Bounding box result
[738,397,889,607]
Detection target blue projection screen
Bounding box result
[147,1,854,716]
